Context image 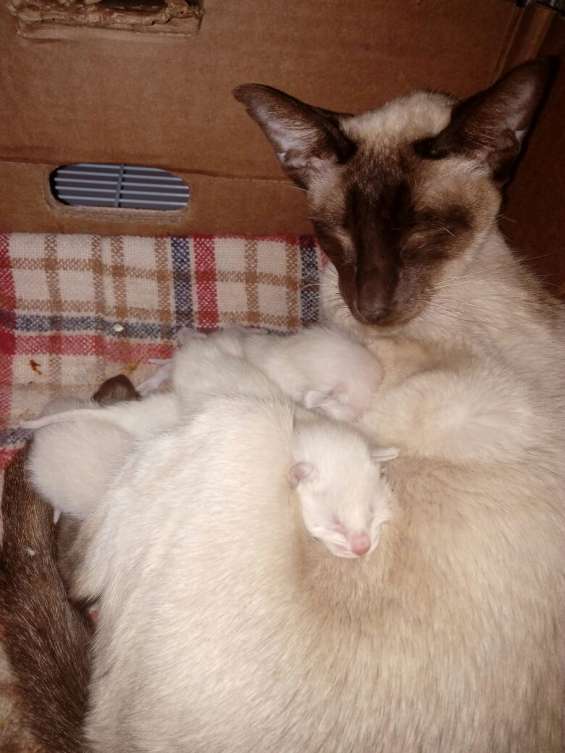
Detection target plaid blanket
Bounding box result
[0,232,323,478]
[0,231,323,751]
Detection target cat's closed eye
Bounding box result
[412,137,450,160]
[400,207,471,261]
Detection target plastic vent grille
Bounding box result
[50,163,190,211]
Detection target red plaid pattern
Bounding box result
[0,232,323,480]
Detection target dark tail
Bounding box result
[0,449,91,753]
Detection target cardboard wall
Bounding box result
[503,16,565,294]
[0,0,561,238]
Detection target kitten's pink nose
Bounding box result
[349,532,371,556]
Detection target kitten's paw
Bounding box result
[304,385,361,422]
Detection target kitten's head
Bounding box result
[234,60,554,328]
[289,421,397,558]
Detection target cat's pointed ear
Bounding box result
[233,84,356,189]
[371,447,399,463]
[415,58,557,182]
[289,461,317,488]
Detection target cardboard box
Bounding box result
[0,0,554,251]
[0,0,562,243]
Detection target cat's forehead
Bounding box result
[309,91,472,220]
[342,91,455,154]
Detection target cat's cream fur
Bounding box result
[65,62,565,753]
[75,388,401,752]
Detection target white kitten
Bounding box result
[144,325,383,422]
[22,391,178,438]
[23,392,179,517]
[290,419,397,557]
[23,337,396,550]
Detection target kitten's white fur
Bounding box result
[138,325,382,421]
[25,333,394,557]
[221,326,382,421]
[25,392,178,517]
[291,419,396,558]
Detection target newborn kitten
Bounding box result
[23,391,179,517]
[290,418,397,557]
[145,325,383,422]
[22,326,384,518]
[23,336,396,558]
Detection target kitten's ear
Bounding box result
[289,461,317,488]
[415,58,557,182]
[371,447,399,463]
[233,84,356,189]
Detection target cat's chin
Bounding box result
[319,264,417,338]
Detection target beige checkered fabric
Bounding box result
[1,232,323,471]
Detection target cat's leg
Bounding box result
[359,357,537,463]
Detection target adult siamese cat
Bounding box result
[3,59,565,752]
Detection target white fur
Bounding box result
[25,333,390,547]
[173,327,396,559]
[290,419,396,558]
[27,410,131,518]
[23,392,179,438]
[24,393,179,517]
[173,325,383,421]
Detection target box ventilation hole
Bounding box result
[50,163,190,211]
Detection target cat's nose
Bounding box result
[349,532,371,556]
[358,304,390,325]
[356,277,391,324]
